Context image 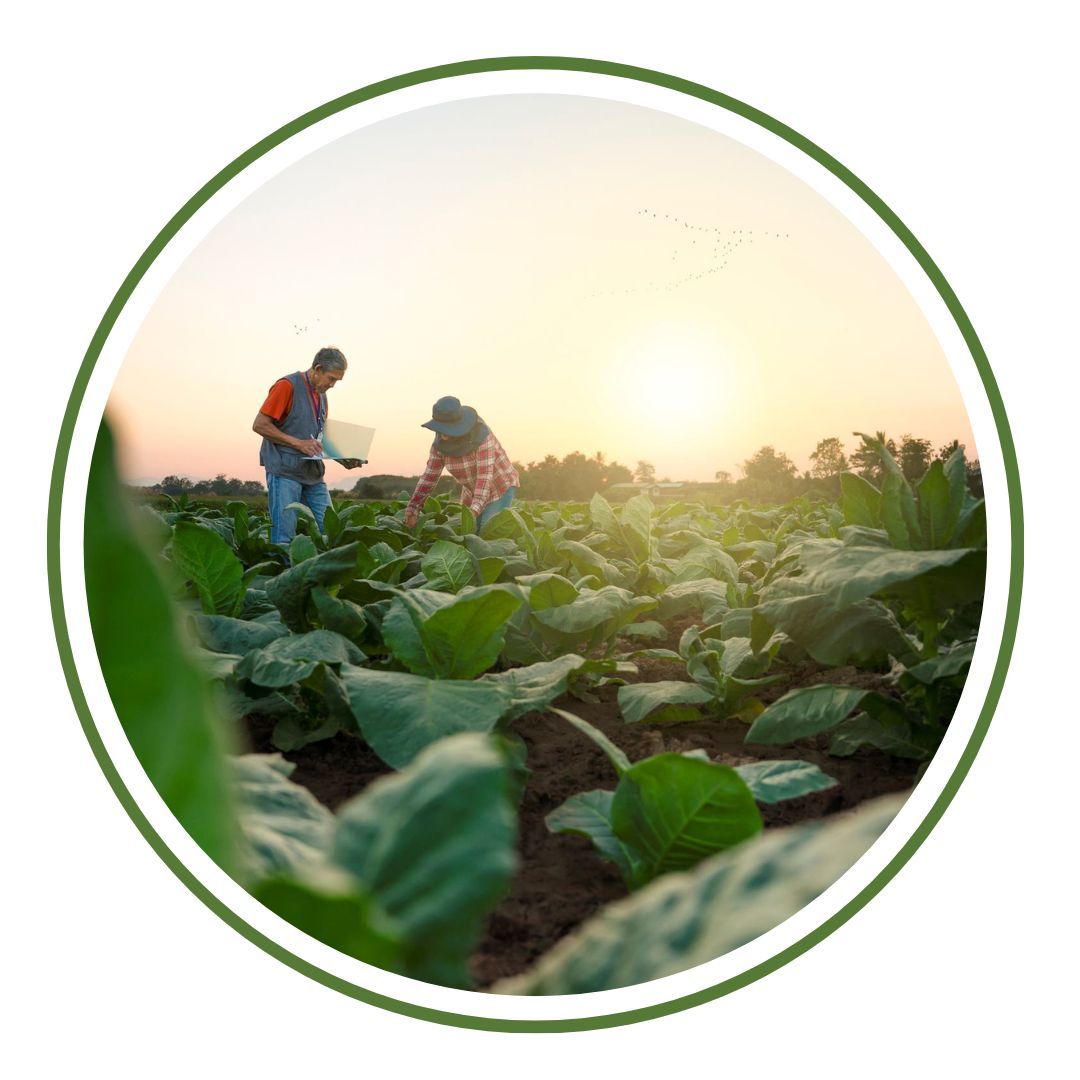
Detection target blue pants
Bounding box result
[478,486,516,530]
[266,472,330,545]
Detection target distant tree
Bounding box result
[737,446,799,503]
[937,439,964,462]
[634,460,656,483]
[809,437,849,480]
[159,475,192,495]
[516,451,632,500]
[898,434,933,482]
[713,469,732,486]
[741,445,797,484]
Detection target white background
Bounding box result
[4,2,1076,1075]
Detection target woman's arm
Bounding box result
[404,446,445,525]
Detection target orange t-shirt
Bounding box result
[259,378,295,422]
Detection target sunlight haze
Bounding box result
[108,94,976,486]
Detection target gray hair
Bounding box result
[313,346,347,372]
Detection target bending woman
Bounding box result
[403,396,519,530]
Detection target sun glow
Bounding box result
[613,325,733,430]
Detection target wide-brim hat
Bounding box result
[421,395,478,436]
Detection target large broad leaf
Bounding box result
[265,542,363,631]
[481,654,626,722]
[493,793,903,993]
[171,519,245,615]
[252,866,403,972]
[518,572,579,611]
[917,460,956,548]
[532,586,657,638]
[797,540,981,609]
[383,585,524,678]
[557,538,626,586]
[611,754,762,886]
[330,733,517,988]
[190,613,288,655]
[421,539,476,592]
[235,629,365,688]
[620,494,655,564]
[338,666,514,768]
[757,582,912,666]
[655,579,730,622]
[617,680,713,724]
[85,424,240,872]
[840,471,882,528]
[906,640,976,684]
[232,754,334,878]
[670,541,739,586]
[546,789,643,885]
[827,712,941,760]
[746,684,897,744]
[309,586,367,642]
[733,760,838,803]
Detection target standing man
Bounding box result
[252,346,360,545]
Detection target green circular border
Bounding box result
[48,56,1023,1032]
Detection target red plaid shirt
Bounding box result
[407,432,520,516]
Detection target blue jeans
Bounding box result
[266,471,330,545]
[478,486,516,530]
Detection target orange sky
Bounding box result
[108,93,976,487]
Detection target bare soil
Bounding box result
[242,654,918,988]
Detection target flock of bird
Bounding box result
[292,318,320,336]
[584,208,791,299]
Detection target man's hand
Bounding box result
[403,508,419,528]
[336,458,366,470]
[295,438,323,457]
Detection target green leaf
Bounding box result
[232,754,334,878]
[171,519,245,615]
[546,789,643,885]
[617,681,713,724]
[757,583,911,667]
[482,654,617,722]
[265,542,362,631]
[670,541,739,585]
[493,794,902,993]
[190,613,288,655]
[840,471,882,528]
[310,586,367,642]
[235,629,365,688]
[746,684,885,744]
[384,585,524,679]
[881,471,921,549]
[532,586,657,638]
[612,755,762,886]
[457,504,477,536]
[338,666,514,768]
[421,539,475,592]
[519,572,579,611]
[906,640,976,684]
[331,733,517,988]
[85,424,240,872]
[827,711,941,760]
[476,556,506,584]
[252,867,404,972]
[917,460,954,548]
[289,533,318,566]
[734,760,838,803]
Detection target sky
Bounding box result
[108,93,976,487]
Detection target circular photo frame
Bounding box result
[48,57,1022,1031]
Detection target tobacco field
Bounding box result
[85,425,986,994]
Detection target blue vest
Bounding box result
[259,371,326,483]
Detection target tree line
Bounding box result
[150,432,980,504]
